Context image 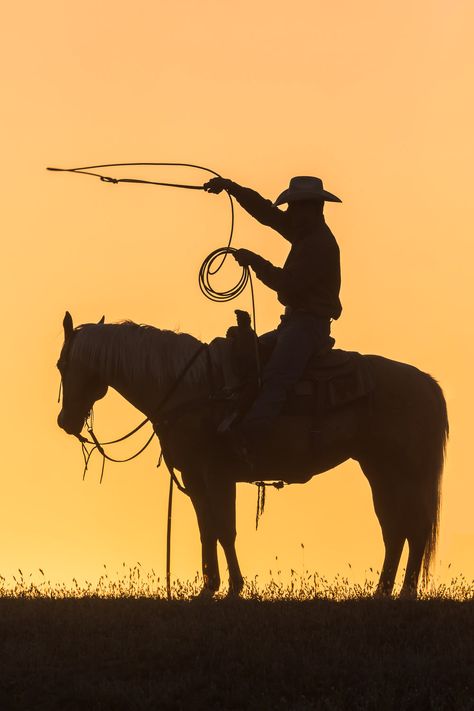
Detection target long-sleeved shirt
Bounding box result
[229,183,342,320]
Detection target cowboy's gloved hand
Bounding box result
[203,177,232,194]
[233,249,259,268]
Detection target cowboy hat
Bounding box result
[274,176,342,206]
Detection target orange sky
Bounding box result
[1,0,473,590]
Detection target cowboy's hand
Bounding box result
[233,249,259,268]
[203,177,232,194]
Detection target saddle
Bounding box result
[209,311,375,419]
[287,348,374,415]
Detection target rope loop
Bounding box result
[198,246,249,303]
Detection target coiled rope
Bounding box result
[198,246,258,338]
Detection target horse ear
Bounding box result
[97,315,105,325]
[63,311,74,339]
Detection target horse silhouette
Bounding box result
[57,312,448,598]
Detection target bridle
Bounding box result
[59,336,209,490]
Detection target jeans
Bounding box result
[241,311,331,434]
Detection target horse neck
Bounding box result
[110,357,208,421]
[81,324,209,420]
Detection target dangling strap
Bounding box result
[256,483,266,529]
[160,451,189,497]
[254,480,285,529]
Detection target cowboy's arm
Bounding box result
[229,183,287,235]
[236,250,315,298]
[252,256,294,292]
[204,178,287,237]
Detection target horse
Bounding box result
[57,311,448,598]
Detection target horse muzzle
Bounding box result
[57,409,85,436]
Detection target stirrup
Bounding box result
[226,430,255,474]
[217,411,240,434]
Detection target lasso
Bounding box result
[47,162,255,328]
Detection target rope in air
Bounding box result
[47,161,254,321]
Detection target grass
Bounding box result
[0,569,473,711]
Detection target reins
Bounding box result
[76,341,209,484]
[79,428,157,484]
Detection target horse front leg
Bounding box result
[200,530,220,596]
[182,473,220,597]
[207,473,244,597]
[221,535,244,598]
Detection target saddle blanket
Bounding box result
[209,334,375,416]
[287,349,375,414]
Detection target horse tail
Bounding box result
[422,374,449,585]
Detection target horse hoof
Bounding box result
[226,581,244,599]
[373,588,393,599]
[194,587,216,601]
[225,589,242,600]
[398,588,418,600]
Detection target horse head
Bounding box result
[57,311,108,435]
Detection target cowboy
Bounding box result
[204,175,342,466]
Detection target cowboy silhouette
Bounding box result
[204,175,342,467]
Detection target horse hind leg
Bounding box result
[363,464,406,596]
[401,449,444,597]
[400,532,427,598]
[400,491,435,598]
[377,528,406,597]
[370,469,436,598]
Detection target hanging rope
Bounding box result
[254,481,285,529]
[166,474,174,601]
[256,483,266,529]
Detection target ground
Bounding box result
[0,590,472,710]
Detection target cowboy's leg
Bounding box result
[217,327,279,433]
[241,313,330,433]
[258,328,278,355]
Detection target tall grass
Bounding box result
[1,565,472,600]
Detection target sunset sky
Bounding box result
[1,0,473,590]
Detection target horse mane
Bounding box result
[69,321,206,386]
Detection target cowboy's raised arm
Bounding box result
[204,178,288,238]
